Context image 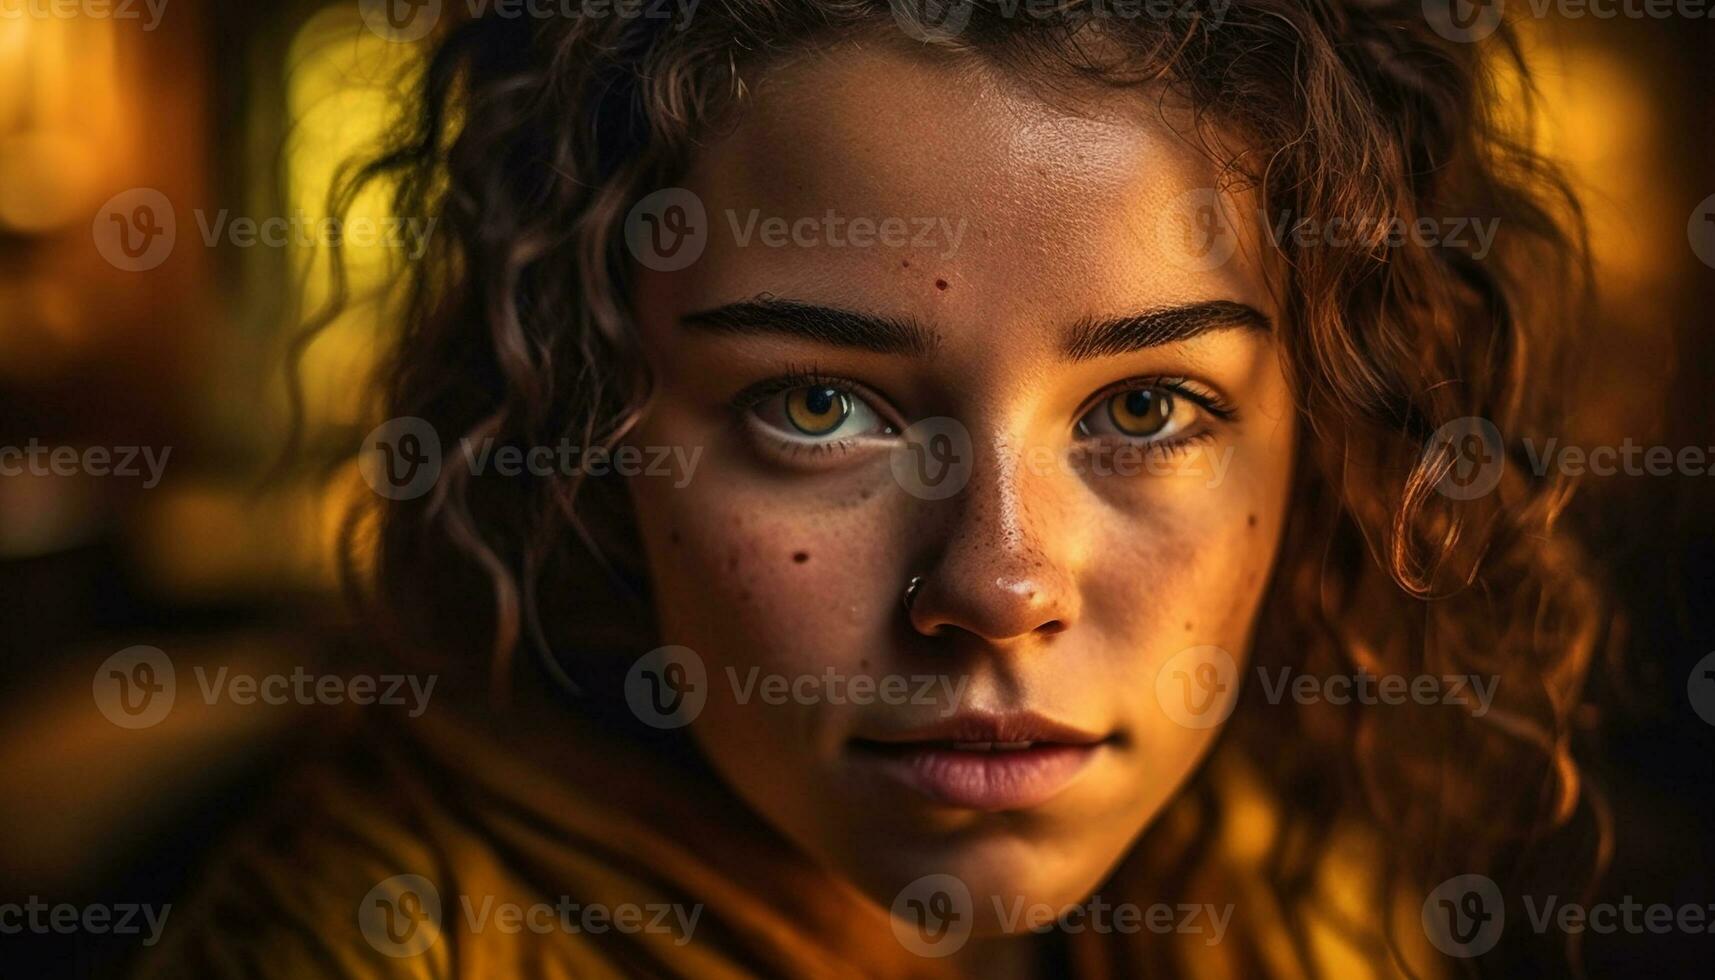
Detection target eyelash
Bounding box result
[730,365,859,412]
[732,370,1237,460]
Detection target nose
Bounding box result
[905,435,1083,644]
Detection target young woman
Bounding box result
[144,1,1607,976]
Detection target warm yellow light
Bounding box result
[1506,22,1672,296]
[0,13,123,232]
[281,4,425,431]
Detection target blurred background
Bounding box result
[0,2,1711,976]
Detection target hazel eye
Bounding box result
[1077,386,1200,442]
[785,386,849,436]
[1108,389,1171,437]
[750,383,892,443]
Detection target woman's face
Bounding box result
[626,42,1296,932]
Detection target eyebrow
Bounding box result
[679,296,1269,360]
[681,296,938,357]
[1061,300,1272,361]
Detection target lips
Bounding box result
[849,712,1111,812]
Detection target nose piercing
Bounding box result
[903,574,926,613]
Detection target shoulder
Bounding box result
[124,707,776,980]
[126,696,947,980]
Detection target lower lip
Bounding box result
[853,742,1103,811]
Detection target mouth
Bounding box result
[848,712,1114,812]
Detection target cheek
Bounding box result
[626,442,900,670]
[1085,490,1280,653]
[1080,438,1294,730]
[1062,494,1279,816]
[625,448,911,796]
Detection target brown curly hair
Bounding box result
[310,1,1611,973]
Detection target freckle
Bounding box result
[860,658,871,669]
[669,529,682,545]
[1184,621,1193,631]
[793,551,809,564]
[1247,514,1257,528]
[901,259,910,268]
[727,554,739,570]
[935,279,948,291]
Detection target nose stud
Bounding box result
[903,574,926,613]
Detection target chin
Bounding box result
[833,819,1134,935]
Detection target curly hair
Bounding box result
[314,1,1611,973]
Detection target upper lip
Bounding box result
[853,711,1108,747]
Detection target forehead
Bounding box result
[658,39,1275,342]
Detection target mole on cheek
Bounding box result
[935,278,949,291]
[793,551,810,564]
[1247,514,1258,528]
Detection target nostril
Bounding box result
[906,573,1077,643]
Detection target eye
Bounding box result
[751,384,893,442]
[1077,385,1204,442]
[785,386,849,436]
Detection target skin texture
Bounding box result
[626,39,1297,963]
